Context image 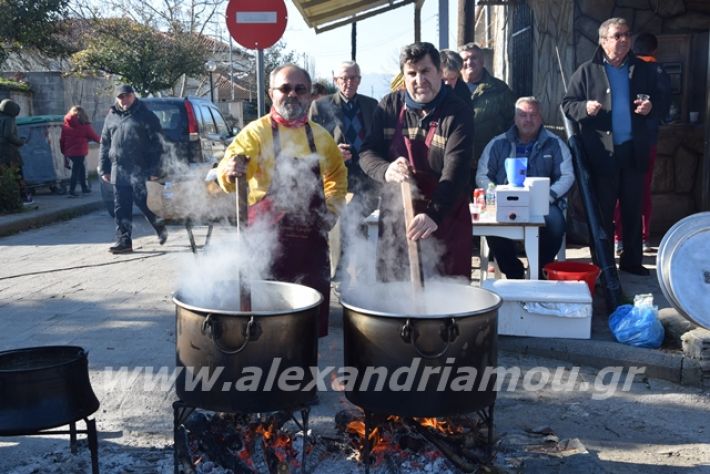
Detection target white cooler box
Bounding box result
[482,280,593,339]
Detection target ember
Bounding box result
[175,410,310,473]
[335,409,494,473]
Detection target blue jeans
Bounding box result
[113,179,161,245]
[487,203,566,279]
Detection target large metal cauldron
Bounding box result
[657,212,710,329]
[341,282,501,418]
[174,280,322,413]
[0,346,100,435]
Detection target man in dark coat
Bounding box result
[99,85,167,254]
[360,42,474,282]
[458,43,515,175]
[562,17,657,276]
[309,61,379,278]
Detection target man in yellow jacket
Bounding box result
[217,63,347,337]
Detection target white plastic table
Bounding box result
[473,212,545,281]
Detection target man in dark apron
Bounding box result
[217,64,348,337]
[360,42,475,282]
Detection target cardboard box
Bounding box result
[496,185,530,222]
[482,280,593,339]
[524,177,550,219]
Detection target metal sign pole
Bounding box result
[257,48,265,117]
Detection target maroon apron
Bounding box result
[248,120,331,337]
[377,105,471,281]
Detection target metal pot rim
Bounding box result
[0,345,87,374]
[173,279,323,316]
[341,286,502,319]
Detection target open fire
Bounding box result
[175,410,310,473]
[174,407,494,473]
[337,409,494,472]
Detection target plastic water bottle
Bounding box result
[485,183,496,214]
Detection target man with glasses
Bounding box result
[562,17,657,276]
[99,84,167,254]
[217,64,347,337]
[309,61,379,279]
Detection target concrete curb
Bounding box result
[0,199,104,237]
[500,336,703,387]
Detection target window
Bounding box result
[208,107,230,137]
[199,105,217,134]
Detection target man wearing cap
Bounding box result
[99,85,167,254]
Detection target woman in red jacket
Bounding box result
[60,105,101,197]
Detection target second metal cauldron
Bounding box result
[341,281,501,418]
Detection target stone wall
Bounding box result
[573,0,710,66]
[527,0,575,125]
[652,124,705,234]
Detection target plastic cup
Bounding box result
[469,203,480,222]
[504,157,528,187]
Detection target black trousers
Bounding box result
[590,142,645,268]
[113,179,161,245]
[68,156,88,193]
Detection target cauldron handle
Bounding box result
[400,318,459,359]
[201,314,260,355]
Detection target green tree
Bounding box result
[71,18,209,95]
[0,0,71,64]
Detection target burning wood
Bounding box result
[175,410,309,473]
[334,409,495,472]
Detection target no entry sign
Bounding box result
[226,0,288,50]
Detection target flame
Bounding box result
[416,417,464,435]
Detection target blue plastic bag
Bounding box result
[608,294,665,348]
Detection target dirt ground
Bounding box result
[1,213,708,473]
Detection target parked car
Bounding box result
[99,96,236,217]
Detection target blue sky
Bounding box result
[282,1,458,99]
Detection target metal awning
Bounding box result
[292,0,423,33]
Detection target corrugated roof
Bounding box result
[292,0,422,33]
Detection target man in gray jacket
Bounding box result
[477,97,574,279]
[99,85,166,254]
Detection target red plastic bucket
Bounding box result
[543,261,600,294]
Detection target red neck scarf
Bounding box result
[269,106,309,128]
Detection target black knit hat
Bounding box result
[115,84,135,96]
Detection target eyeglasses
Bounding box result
[336,75,361,83]
[271,84,309,95]
[117,93,133,99]
[606,31,631,40]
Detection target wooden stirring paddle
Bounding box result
[401,179,424,294]
[235,155,252,312]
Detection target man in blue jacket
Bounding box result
[99,85,167,254]
[477,97,575,279]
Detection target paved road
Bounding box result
[1,211,708,473]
